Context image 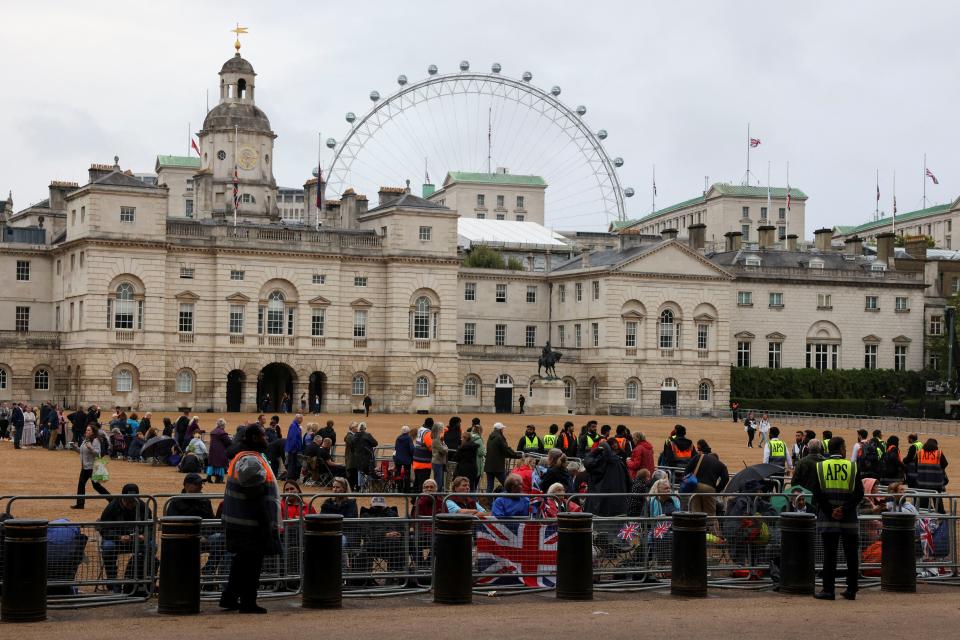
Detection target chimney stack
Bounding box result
[618,229,646,252]
[786,234,798,252]
[581,247,590,268]
[904,236,928,263]
[724,231,743,252]
[844,235,863,256]
[813,227,833,253]
[660,228,678,241]
[757,225,776,249]
[688,223,706,251]
[875,231,895,266]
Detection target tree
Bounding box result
[462,245,506,269]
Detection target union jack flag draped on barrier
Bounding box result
[476,520,557,588]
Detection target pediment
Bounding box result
[694,312,717,323]
[350,297,373,308]
[309,295,332,306]
[862,334,881,343]
[892,335,912,344]
[175,290,199,301]
[613,241,732,279]
[766,331,786,341]
[621,310,645,320]
[225,292,251,303]
[734,331,756,340]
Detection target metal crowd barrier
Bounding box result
[740,408,960,437]
[2,490,956,605]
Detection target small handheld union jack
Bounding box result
[652,521,672,540]
[617,522,641,542]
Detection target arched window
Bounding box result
[237,78,247,98]
[625,380,638,400]
[114,283,135,329]
[116,369,133,392]
[662,377,678,389]
[0,367,7,390]
[352,374,366,396]
[496,374,513,386]
[415,375,429,397]
[591,379,599,399]
[413,296,431,339]
[34,368,50,390]
[176,370,193,393]
[563,379,573,399]
[464,376,478,397]
[698,381,711,401]
[267,291,285,335]
[659,310,675,348]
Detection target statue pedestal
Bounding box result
[527,379,569,416]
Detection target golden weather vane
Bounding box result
[231,23,248,53]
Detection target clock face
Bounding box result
[238,146,259,170]
[217,150,226,161]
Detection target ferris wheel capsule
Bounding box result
[491,62,502,73]
[576,105,587,116]
[428,64,438,75]
[459,60,470,71]
[597,129,608,140]
[345,112,356,123]
[624,187,635,197]
[522,71,533,82]
[613,157,624,168]
[369,90,380,102]
[550,85,561,96]
[397,74,408,86]
[312,167,319,177]
[326,138,336,149]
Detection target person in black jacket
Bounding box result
[174,410,191,450]
[558,422,578,459]
[538,449,572,492]
[685,440,729,533]
[661,425,694,467]
[878,435,905,484]
[166,473,215,519]
[394,427,415,493]
[453,433,480,489]
[356,496,404,584]
[67,408,88,446]
[318,419,337,448]
[98,483,153,594]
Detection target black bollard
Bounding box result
[433,514,475,604]
[1,520,47,623]
[302,514,343,609]
[556,512,593,600]
[671,512,707,597]
[881,512,917,593]
[158,516,201,615]
[779,512,816,595]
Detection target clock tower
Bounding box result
[194,45,278,221]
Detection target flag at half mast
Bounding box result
[926,168,940,185]
[749,138,761,147]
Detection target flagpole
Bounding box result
[745,123,750,186]
[766,161,771,223]
[892,170,897,235]
[233,124,238,227]
[187,122,190,156]
[875,169,880,221]
[651,164,656,215]
[316,131,323,229]
[923,154,927,209]
[785,161,790,234]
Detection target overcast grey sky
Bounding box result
[2,0,958,235]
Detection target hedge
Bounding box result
[730,367,933,400]
[731,398,947,419]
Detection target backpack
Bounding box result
[178,452,201,473]
[858,440,882,473]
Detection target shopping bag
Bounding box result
[92,456,110,483]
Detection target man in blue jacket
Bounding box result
[284,413,303,482]
[11,403,25,449]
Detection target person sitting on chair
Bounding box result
[98,483,153,594]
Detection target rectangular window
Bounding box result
[419,226,432,241]
[516,214,525,222]
[768,342,782,368]
[930,315,944,335]
[80,206,85,222]
[526,325,537,348]
[354,276,367,287]
[229,305,244,334]
[15,306,29,332]
[516,195,525,209]
[286,307,294,336]
[463,322,476,345]
[495,324,506,346]
[895,297,908,311]
[864,344,878,370]
[185,199,194,217]
[768,292,783,307]
[558,284,566,303]
[15,260,29,281]
[895,345,907,371]
[625,321,637,347]
[55,305,60,331]
[953,278,960,294]
[495,213,505,220]
[737,341,751,367]
[476,194,485,207]
[69,302,74,329]
[496,283,507,302]
[79,251,84,267]
[779,207,786,220]
[817,293,832,309]
[760,206,768,219]
[179,266,194,279]
[575,282,583,302]
[79,301,83,328]
[930,353,941,370]
[558,325,566,347]
[464,282,477,301]
[697,324,708,350]
[353,310,367,338]
[574,323,582,348]
[230,270,245,281]
[476,212,485,219]
[742,206,750,218]
[312,274,326,285]
[592,322,599,347]
[737,291,753,306]
[865,295,878,310]
[71,254,75,270]
[526,286,537,303]
[496,195,505,208]
[741,224,750,240]
[178,303,194,333]
[120,206,135,223]
[778,225,786,239]
[311,309,325,337]
[56,260,61,275]
[592,280,600,300]
[806,343,838,371]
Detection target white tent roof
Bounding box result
[457,218,569,248]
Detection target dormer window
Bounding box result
[870,263,886,272]
[744,255,762,267]
[809,258,824,269]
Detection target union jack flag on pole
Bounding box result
[476,520,557,588]
[926,168,939,185]
[749,138,761,148]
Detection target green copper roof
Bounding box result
[628,183,807,227]
[156,155,201,169]
[446,171,547,186]
[836,202,952,235]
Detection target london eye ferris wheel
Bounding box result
[322,61,634,229]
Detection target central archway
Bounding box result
[308,371,327,413]
[227,369,245,412]
[257,363,296,413]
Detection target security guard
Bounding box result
[221,424,281,614]
[517,424,545,454]
[763,426,793,472]
[542,424,559,450]
[811,436,863,601]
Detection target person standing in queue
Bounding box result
[220,424,281,614]
[811,437,863,601]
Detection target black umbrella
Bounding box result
[724,463,784,493]
[141,435,177,459]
